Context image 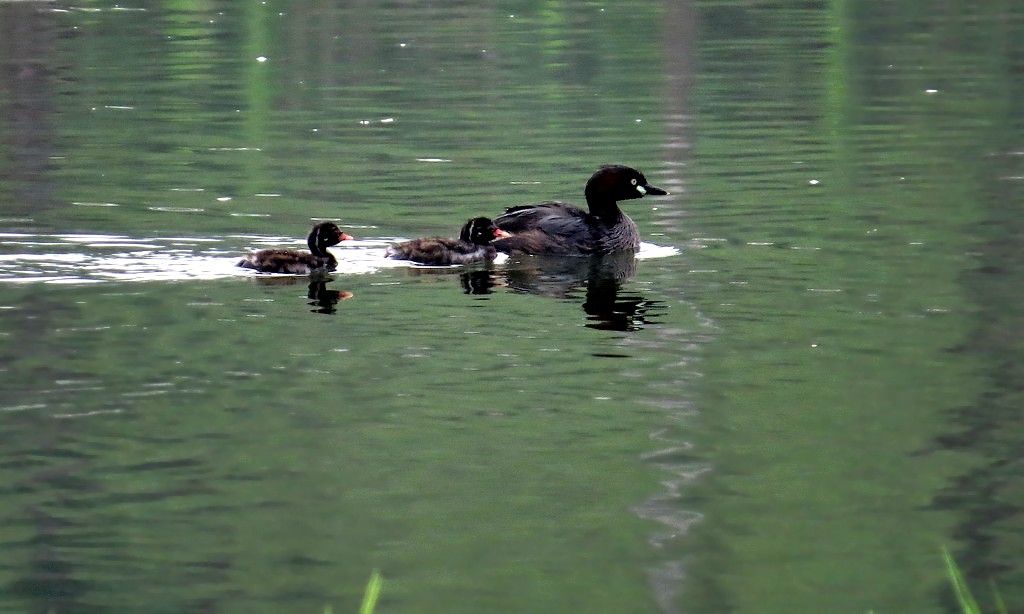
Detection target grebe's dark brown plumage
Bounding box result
[238,222,353,274]
[491,165,667,256]
[386,217,511,265]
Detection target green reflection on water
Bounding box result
[1,0,1023,613]
[683,1,1023,612]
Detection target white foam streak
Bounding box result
[0,233,679,284]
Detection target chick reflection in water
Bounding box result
[251,275,354,314]
[392,266,505,296]
[308,280,354,314]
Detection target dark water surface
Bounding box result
[1,1,1022,612]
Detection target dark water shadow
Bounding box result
[388,253,663,331]
[502,252,664,331]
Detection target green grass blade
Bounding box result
[942,547,981,614]
[989,577,1008,614]
[359,569,383,614]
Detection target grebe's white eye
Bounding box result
[631,178,638,185]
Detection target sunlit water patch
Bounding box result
[636,242,680,260]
